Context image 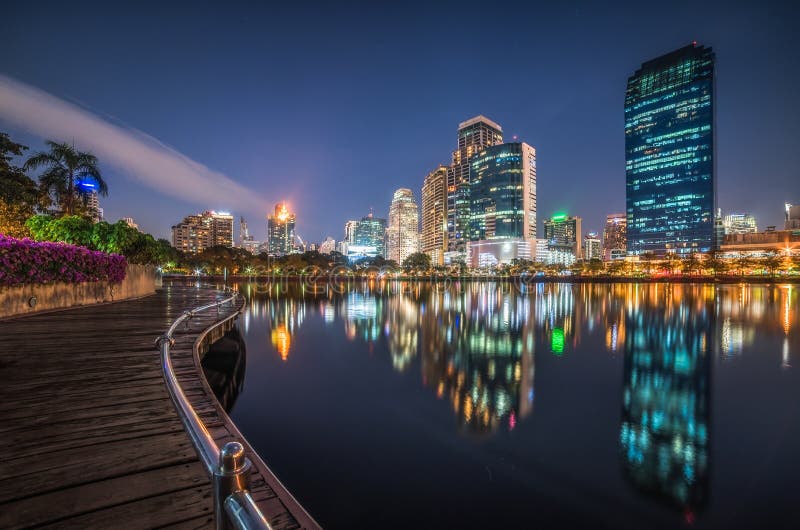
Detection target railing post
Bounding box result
[214,441,252,530]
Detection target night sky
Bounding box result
[1,1,798,242]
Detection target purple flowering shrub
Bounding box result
[0,234,127,287]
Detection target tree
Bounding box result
[681,253,702,275]
[0,132,41,237]
[704,257,727,278]
[762,254,783,278]
[24,141,106,216]
[587,258,604,275]
[402,252,431,271]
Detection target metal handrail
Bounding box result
[156,285,272,530]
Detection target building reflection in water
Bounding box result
[201,326,247,413]
[619,285,711,515]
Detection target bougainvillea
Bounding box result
[0,234,127,287]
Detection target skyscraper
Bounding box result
[386,188,419,264]
[448,116,503,256]
[603,213,627,261]
[267,202,296,256]
[584,233,601,260]
[344,212,387,261]
[467,142,537,267]
[421,166,448,266]
[625,43,715,255]
[171,210,234,254]
[785,202,800,230]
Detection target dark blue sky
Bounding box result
[2,1,799,242]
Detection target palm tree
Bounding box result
[24,141,106,216]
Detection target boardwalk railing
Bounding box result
[156,287,272,530]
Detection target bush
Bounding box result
[0,234,127,287]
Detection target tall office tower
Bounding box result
[386,188,419,264]
[543,214,582,259]
[171,210,234,254]
[467,142,537,266]
[723,213,757,234]
[421,166,448,265]
[625,43,715,255]
[786,202,800,230]
[603,213,627,261]
[344,212,387,261]
[584,233,602,260]
[267,202,296,256]
[448,116,503,256]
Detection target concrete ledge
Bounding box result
[0,264,157,319]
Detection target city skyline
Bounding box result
[1,2,798,243]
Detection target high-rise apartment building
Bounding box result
[543,214,582,259]
[171,210,234,254]
[344,212,387,261]
[722,213,757,234]
[267,203,296,256]
[386,188,419,264]
[318,237,336,255]
[421,166,448,266]
[603,213,627,261]
[448,116,503,255]
[76,178,103,222]
[625,43,715,255]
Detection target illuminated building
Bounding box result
[543,214,582,260]
[718,230,800,258]
[619,287,711,512]
[386,188,419,264]
[239,216,260,253]
[267,202,296,256]
[171,210,234,254]
[75,177,103,222]
[603,213,627,261]
[421,166,448,266]
[723,212,757,234]
[583,232,601,260]
[625,43,715,255]
[448,116,503,256]
[786,202,800,230]
[467,142,537,267]
[121,217,138,230]
[318,236,336,254]
[343,212,386,262]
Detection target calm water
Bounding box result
[208,281,800,529]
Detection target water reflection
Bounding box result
[202,326,247,413]
[619,286,711,515]
[225,279,799,524]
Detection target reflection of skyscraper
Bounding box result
[384,294,419,372]
[619,286,711,512]
[266,297,305,361]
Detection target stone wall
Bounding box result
[0,264,157,319]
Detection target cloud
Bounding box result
[0,74,265,213]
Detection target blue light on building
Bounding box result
[625,43,715,255]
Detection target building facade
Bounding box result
[543,214,582,260]
[171,210,234,254]
[722,213,757,234]
[421,166,448,266]
[448,116,503,255]
[386,188,419,264]
[318,237,336,255]
[267,203,296,256]
[786,203,800,230]
[603,213,627,261]
[344,212,387,261]
[625,43,715,255]
[584,233,602,260]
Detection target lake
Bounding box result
[204,280,799,529]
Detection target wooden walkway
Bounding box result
[0,284,318,529]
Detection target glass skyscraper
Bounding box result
[625,43,715,255]
[469,142,536,241]
[267,202,296,255]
